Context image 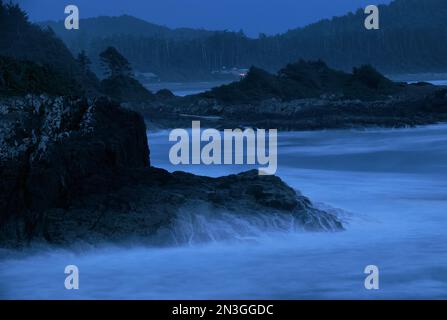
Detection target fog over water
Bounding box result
[1,120,447,299]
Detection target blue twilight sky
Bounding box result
[15,0,392,36]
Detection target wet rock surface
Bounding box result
[0,96,342,248]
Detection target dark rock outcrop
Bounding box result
[100,75,155,103]
[38,169,342,246]
[137,83,447,131]
[0,96,342,247]
[0,96,149,244]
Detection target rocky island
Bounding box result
[135,61,447,130]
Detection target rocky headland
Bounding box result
[0,95,343,248]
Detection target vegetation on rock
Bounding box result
[99,46,154,103]
[202,60,399,103]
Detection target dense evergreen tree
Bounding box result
[77,50,92,72]
[0,55,82,96]
[100,46,133,77]
[99,47,153,102]
[0,1,100,96]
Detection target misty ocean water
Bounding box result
[1,124,447,299]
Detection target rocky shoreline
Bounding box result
[0,96,343,248]
[131,83,447,131]
[127,62,447,131]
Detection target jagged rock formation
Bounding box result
[0,96,342,247]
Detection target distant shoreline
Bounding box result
[388,73,447,84]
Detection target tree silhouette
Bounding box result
[99,46,132,78]
[76,50,91,73]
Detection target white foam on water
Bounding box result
[1,124,447,299]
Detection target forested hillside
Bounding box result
[0,1,100,96]
[0,1,75,73]
[0,1,154,102]
[276,0,447,74]
[42,0,447,81]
